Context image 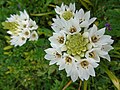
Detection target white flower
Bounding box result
[55,3,66,15]
[77,58,99,80]
[28,19,38,30]
[22,29,31,38]
[17,20,29,30]
[10,34,27,47]
[19,10,29,21]
[85,44,114,62]
[85,48,108,62]
[88,24,114,47]
[64,18,81,35]
[44,48,62,65]
[3,10,38,46]
[75,9,96,28]
[51,16,66,32]
[65,3,75,13]
[55,3,75,20]
[55,3,75,15]
[57,53,79,82]
[29,31,38,41]
[49,31,66,50]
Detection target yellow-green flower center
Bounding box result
[66,33,89,57]
[62,11,73,20]
[2,22,19,35]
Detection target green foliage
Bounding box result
[0,0,120,90]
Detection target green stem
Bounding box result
[48,4,56,8]
[84,80,87,90]
[30,11,55,16]
[78,80,82,90]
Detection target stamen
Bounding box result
[25,31,29,35]
[65,56,72,64]
[80,60,89,69]
[32,34,36,38]
[70,26,77,33]
[58,36,64,44]
[91,35,99,43]
[21,37,25,40]
[56,52,61,58]
[89,51,95,58]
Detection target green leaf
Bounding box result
[80,0,89,10]
[83,0,93,6]
[102,63,120,90]
[38,28,52,37]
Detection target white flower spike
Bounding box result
[45,3,114,82]
[3,10,38,47]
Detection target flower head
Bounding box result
[55,3,75,20]
[45,3,114,82]
[2,10,38,46]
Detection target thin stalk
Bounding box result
[30,11,55,16]
[48,4,56,8]
[62,80,72,90]
[84,80,87,90]
[78,80,82,90]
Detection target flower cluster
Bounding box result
[45,3,114,82]
[2,10,38,46]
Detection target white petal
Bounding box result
[84,11,90,21]
[49,60,57,65]
[89,24,97,37]
[44,48,55,54]
[70,68,78,82]
[44,54,55,60]
[79,8,84,18]
[65,64,72,74]
[69,3,75,12]
[102,45,114,52]
[83,69,89,80]
[97,35,113,46]
[100,54,111,61]
[59,63,65,70]
[95,27,105,38]
[88,17,97,25]
[89,59,99,68]
[87,65,95,76]
[80,21,89,27]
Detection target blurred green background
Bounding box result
[0,0,120,90]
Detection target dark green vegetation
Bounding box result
[0,0,120,90]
